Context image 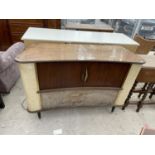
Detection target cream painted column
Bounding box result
[114,64,142,106]
[19,63,42,112]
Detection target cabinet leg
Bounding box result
[149,84,155,99]
[111,106,115,112]
[149,92,154,99]
[0,94,5,109]
[122,100,130,110]
[37,112,41,119]
[122,105,126,110]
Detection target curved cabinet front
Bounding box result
[37,62,131,90]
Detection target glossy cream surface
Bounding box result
[22,27,139,46]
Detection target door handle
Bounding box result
[81,67,88,82]
[84,67,88,82]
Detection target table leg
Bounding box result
[138,83,148,98]
[149,84,155,99]
[0,94,5,109]
[136,83,153,112]
[122,81,138,110]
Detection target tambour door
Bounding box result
[37,62,131,90]
[82,62,130,88]
[37,62,84,90]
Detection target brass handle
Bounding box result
[82,67,88,82]
[84,67,88,82]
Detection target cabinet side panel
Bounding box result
[19,63,42,112]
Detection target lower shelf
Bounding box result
[39,87,119,109]
[38,87,121,93]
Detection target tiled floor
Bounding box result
[0,79,155,135]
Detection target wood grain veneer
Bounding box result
[136,68,155,83]
[16,43,144,64]
[37,62,130,90]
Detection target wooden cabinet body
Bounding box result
[37,62,130,90]
[0,19,60,50]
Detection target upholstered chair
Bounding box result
[0,42,25,93]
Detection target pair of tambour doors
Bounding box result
[37,62,130,90]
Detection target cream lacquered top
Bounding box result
[22,27,139,46]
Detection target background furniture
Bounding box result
[134,34,155,54]
[0,42,24,93]
[16,28,143,118]
[0,19,61,51]
[65,23,114,32]
[122,55,155,112]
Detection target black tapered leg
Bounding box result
[149,84,155,99]
[37,112,41,119]
[138,83,148,98]
[0,94,5,109]
[149,92,155,99]
[122,81,138,110]
[136,83,153,112]
[111,106,115,112]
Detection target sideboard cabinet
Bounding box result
[15,28,143,118]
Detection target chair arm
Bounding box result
[0,42,25,72]
[5,42,25,59]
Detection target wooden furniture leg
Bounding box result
[122,81,138,110]
[37,112,41,119]
[138,83,148,98]
[0,94,5,109]
[149,84,155,99]
[136,83,153,112]
[111,106,115,112]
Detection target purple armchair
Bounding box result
[0,42,25,93]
